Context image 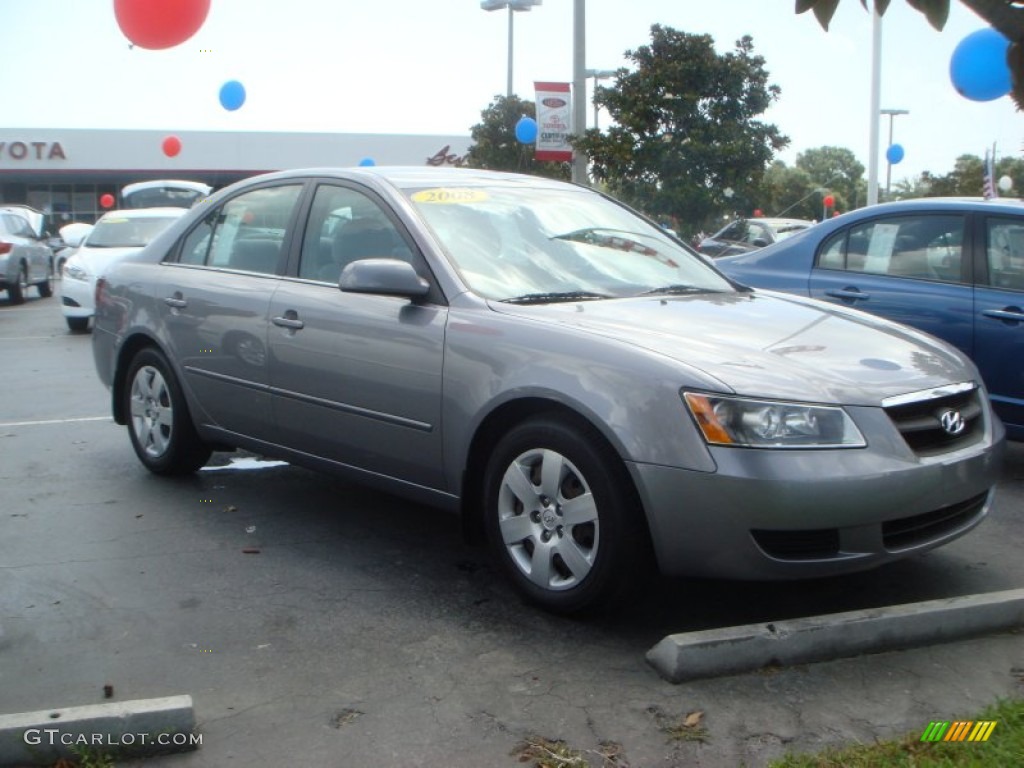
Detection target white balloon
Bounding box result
[998,175,1013,192]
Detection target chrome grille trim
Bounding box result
[881,381,977,409]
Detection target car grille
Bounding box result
[752,491,988,561]
[883,384,983,455]
[882,492,989,551]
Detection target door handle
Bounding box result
[272,313,305,330]
[163,296,187,309]
[825,288,870,301]
[981,307,1024,324]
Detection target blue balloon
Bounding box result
[515,116,538,144]
[949,28,1011,102]
[358,158,376,167]
[219,80,246,111]
[886,143,905,164]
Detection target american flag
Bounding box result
[983,146,998,200]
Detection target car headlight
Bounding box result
[64,262,89,282]
[683,392,866,448]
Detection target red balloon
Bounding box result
[162,135,182,157]
[114,0,211,50]
[753,208,764,218]
[100,193,115,209]
[823,194,835,208]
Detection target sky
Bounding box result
[0,0,1019,186]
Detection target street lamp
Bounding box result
[481,0,542,99]
[585,68,616,129]
[881,107,909,200]
[572,0,587,184]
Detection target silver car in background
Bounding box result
[92,167,1004,614]
[0,211,53,304]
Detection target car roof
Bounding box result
[121,179,212,195]
[854,197,1024,214]
[754,217,814,226]
[96,207,189,221]
[226,166,583,192]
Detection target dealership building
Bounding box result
[0,128,472,224]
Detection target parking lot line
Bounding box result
[0,416,110,427]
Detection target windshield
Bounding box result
[403,184,735,302]
[85,216,180,248]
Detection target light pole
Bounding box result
[572,0,587,184]
[481,0,542,99]
[585,68,616,129]
[867,5,882,205]
[881,107,908,200]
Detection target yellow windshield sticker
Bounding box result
[411,188,489,204]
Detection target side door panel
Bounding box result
[808,213,974,358]
[972,214,1024,433]
[268,182,448,490]
[157,183,304,442]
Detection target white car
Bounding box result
[62,207,187,331]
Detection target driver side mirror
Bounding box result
[339,258,429,298]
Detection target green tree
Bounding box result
[795,146,866,211]
[757,161,820,220]
[797,1,1023,108]
[465,95,570,180]
[573,26,788,230]
[910,153,1024,196]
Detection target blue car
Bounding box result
[717,198,1024,439]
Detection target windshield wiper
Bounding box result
[500,291,612,305]
[637,284,708,296]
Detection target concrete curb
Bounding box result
[647,588,1024,684]
[0,695,196,767]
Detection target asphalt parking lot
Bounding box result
[2,290,1023,767]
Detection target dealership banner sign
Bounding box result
[534,82,572,162]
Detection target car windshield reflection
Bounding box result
[404,184,734,302]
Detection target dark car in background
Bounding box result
[717,198,1024,439]
[91,168,1004,614]
[698,216,814,258]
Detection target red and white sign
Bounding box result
[534,82,572,163]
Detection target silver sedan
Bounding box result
[91,167,1004,614]
[0,211,53,304]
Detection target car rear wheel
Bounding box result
[125,347,212,475]
[483,415,649,615]
[37,273,53,298]
[7,264,27,304]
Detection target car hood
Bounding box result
[70,245,142,276]
[490,291,976,405]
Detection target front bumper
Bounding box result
[60,276,95,318]
[629,409,1005,580]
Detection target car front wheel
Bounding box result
[483,415,649,615]
[125,347,212,475]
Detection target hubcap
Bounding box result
[129,365,173,458]
[497,448,599,591]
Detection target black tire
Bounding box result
[7,264,26,304]
[482,415,650,615]
[37,275,53,298]
[124,347,212,475]
[66,316,89,332]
